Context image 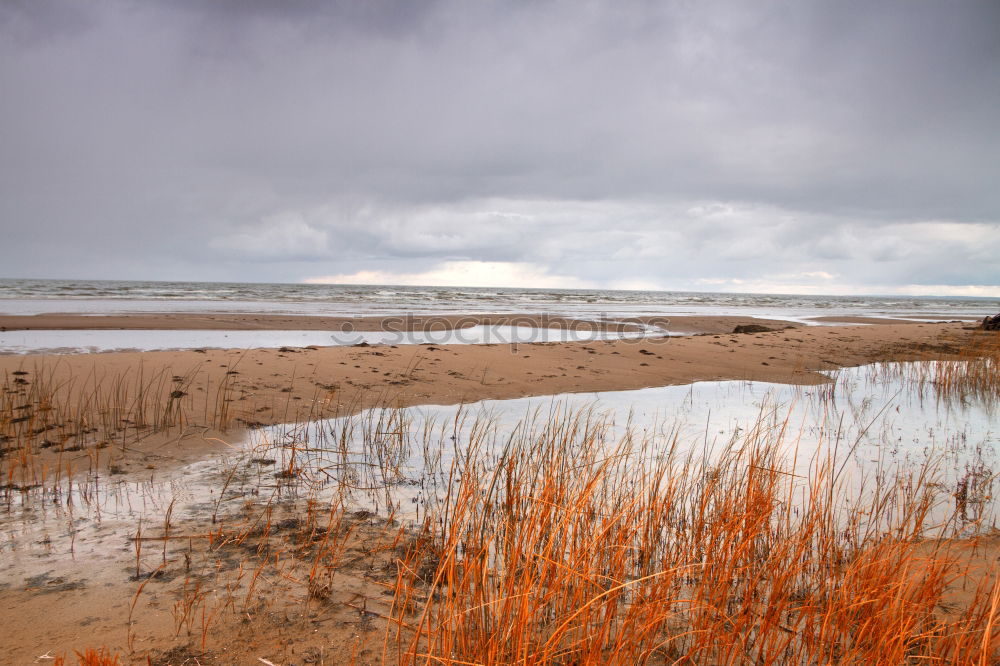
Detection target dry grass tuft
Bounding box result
[385,408,999,664]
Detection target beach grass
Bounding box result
[382,406,997,664]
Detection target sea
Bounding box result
[1,278,996,321]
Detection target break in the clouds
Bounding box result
[1,0,999,295]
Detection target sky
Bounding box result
[1,0,999,296]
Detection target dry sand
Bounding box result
[0,315,991,664]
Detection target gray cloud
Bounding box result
[1,0,998,292]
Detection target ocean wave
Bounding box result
[0,278,997,320]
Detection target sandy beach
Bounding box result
[0,316,976,498]
[1,315,995,664]
[0,315,972,432]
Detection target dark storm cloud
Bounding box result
[1,0,998,291]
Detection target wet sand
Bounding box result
[807,314,975,325]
